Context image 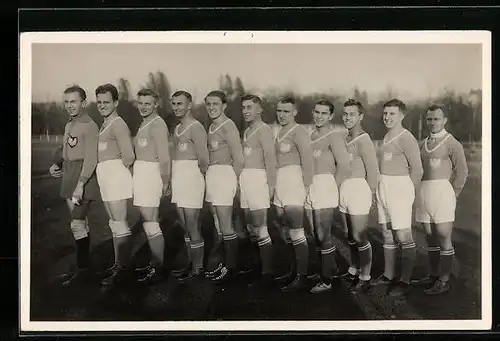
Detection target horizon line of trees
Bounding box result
[31,72,482,143]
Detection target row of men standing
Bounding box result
[48,83,468,298]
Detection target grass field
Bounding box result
[27,137,484,321]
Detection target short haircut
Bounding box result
[64,85,87,101]
[315,99,335,114]
[137,88,159,101]
[172,90,193,102]
[278,96,296,107]
[241,94,263,106]
[426,104,447,117]
[343,98,364,114]
[383,98,406,112]
[205,90,227,104]
[95,83,119,101]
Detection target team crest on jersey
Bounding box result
[313,149,322,158]
[211,140,219,149]
[98,141,107,151]
[138,138,148,148]
[383,152,393,161]
[429,157,442,168]
[178,142,187,152]
[67,134,78,148]
[280,143,291,153]
[244,146,252,156]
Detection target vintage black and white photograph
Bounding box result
[20,31,491,332]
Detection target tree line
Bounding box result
[31,72,482,143]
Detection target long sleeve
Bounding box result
[260,126,278,190]
[358,135,380,192]
[191,123,210,174]
[52,145,64,168]
[78,122,99,184]
[113,120,135,167]
[225,124,244,177]
[400,132,424,188]
[151,122,172,184]
[295,128,314,187]
[449,138,469,195]
[329,133,351,186]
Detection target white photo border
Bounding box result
[19,30,492,332]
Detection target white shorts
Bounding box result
[274,165,306,208]
[304,173,338,210]
[172,160,205,209]
[206,165,237,206]
[133,161,163,207]
[240,168,270,211]
[339,177,373,215]
[376,174,415,230]
[416,179,456,223]
[96,159,133,202]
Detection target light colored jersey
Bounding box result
[133,114,171,183]
[421,133,468,195]
[345,132,380,192]
[242,121,277,189]
[275,123,314,187]
[97,113,135,167]
[208,117,244,176]
[173,119,209,173]
[378,129,423,187]
[310,128,351,185]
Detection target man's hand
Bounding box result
[49,164,62,178]
[72,182,84,205]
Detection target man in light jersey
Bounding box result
[170,90,210,282]
[127,88,171,284]
[205,90,245,282]
[48,86,100,286]
[304,100,351,294]
[239,94,277,287]
[412,105,468,295]
[273,96,314,293]
[339,99,380,294]
[94,83,136,286]
[372,98,423,298]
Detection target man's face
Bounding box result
[426,109,447,134]
[171,95,192,119]
[205,96,226,120]
[276,102,297,126]
[342,105,363,130]
[382,106,404,129]
[63,91,85,117]
[137,95,158,118]
[97,91,118,117]
[312,104,333,128]
[242,99,262,123]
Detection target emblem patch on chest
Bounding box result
[280,143,291,153]
[67,134,78,148]
[178,142,187,151]
[383,152,393,161]
[138,138,148,148]
[211,140,219,150]
[98,141,107,151]
[244,146,252,156]
[429,157,442,168]
[313,149,322,158]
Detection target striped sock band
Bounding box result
[383,243,398,250]
[358,242,371,252]
[223,233,238,241]
[427,246,441,252]
[258,236,272,247]
[440,248,455,256]
[321,245,336,255]
[292,236,307,246]
[401,242,416,250]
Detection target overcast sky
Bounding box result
[31,43,482,104]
